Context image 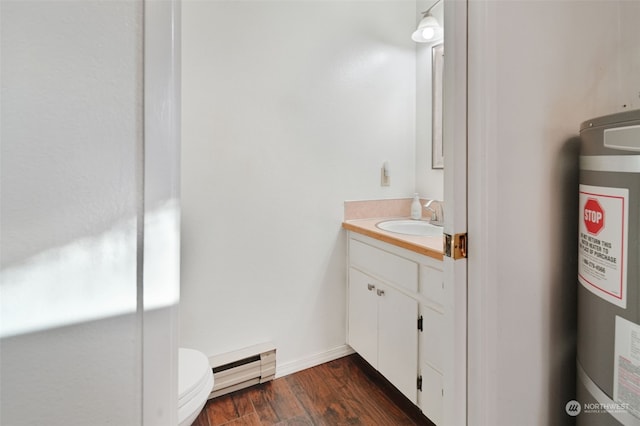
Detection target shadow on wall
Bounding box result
[547,136,581,426]
[0,201,180,425]
[0,201,179,338]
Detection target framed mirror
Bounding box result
[432,43,444,169]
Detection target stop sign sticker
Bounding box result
[578,184,628,309]
[584,198,605,235]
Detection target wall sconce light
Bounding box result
[411,0,443,43]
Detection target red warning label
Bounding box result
[578,185,629,308]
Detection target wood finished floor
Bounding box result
[192,354,434,426]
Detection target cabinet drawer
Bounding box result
[350,239,418,293]
[420,265,444,306]
[419,363,443,426]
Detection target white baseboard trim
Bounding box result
[275,345,355,379]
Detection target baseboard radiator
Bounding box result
[208,342,276,399]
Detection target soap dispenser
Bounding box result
[411,193,421,220]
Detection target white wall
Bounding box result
[0,2,141,423]
[181,0,416,371]
[0,1,180,425]
[415,0,444,201]
[467,1,640,425]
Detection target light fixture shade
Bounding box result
[411,14,443,43]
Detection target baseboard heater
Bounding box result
[208,342,276,399]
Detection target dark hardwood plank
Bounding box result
[199,354,434,426]
[267,377,307,422]
[272,414,314,426]
[232,392,256,418]
[322,357,416,425]
[247,383,281,425]
[286,364,357,425]
[191,409,210,426]
[284,367,336,418]
[244,379,306,425]
[221,412,262,426]
[348,355,435,426]
[206,391,255,426]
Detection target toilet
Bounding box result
[178,348,214,426]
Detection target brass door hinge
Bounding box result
[444,233,467,259]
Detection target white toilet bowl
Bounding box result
[178,348,214,426]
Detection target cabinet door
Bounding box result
[421,305,444,372]
[419,363,443,426]
[377,284,418,403]
[348,268,378,368]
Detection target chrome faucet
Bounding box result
[423,200,444,226]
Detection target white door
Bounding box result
[442,0,468,425]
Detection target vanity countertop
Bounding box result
[342,218,444,261]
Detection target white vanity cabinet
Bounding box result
[346,232,444,425]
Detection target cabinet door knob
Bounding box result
[376,289,385,296]
[367,284,375,291]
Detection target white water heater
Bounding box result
[577,109,640,425]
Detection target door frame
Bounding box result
[442,0,468,424]
[465,1,503,424]
[143,1,181,425]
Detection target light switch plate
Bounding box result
[380,168,390,186]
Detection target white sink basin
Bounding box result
[376,220,443,237]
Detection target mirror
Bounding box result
[432,43,444,169]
